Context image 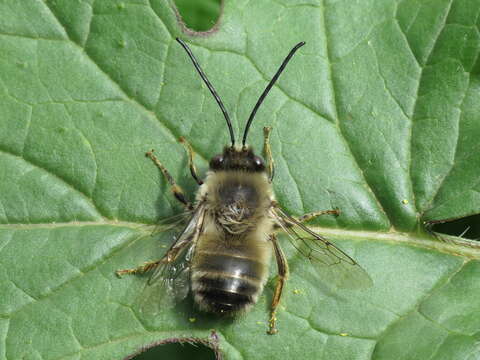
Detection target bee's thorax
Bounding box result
[197,170,273,235]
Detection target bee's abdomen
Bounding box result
[194,276,257,313]
[192,252,266,314]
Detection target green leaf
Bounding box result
[1,0,480,359]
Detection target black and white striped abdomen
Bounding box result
[191,249,268,314]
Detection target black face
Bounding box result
[210,147,265,172]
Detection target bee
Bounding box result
[116,38,372,334]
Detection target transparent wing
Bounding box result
[273,207,373,290]
[129,211,194,246]
[148,204,205,284]
[138,204,206,316]
[138,253,193,316]
[148,210,194,235]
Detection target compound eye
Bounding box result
[253,156,265,170]
[210,154,224,169]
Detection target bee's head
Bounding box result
[209,146,265,172]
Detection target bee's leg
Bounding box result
[268,234,289,335]
[296,209,340,223]
[274,209,340,229]
[115,259,162,277]
[179,136,203,186]
[116,232,193,277]
[263,127,275,182]
[146,149,193,209]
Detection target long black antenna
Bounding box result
[242,41,306,146]
[176,38,235,147]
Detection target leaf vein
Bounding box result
[409,0,455,215]
[204,45,334,123]
[0,149,102,218]
[2,229,141,319]
[321,0,393,227]
[423,0,455,66]
[374,259,466,348]
[63,104,98,198]
[422,76,470,216]
[274,125,305,214]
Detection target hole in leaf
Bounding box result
[130,342,216,360]
[174,0,222,32]
[431,214,480,240]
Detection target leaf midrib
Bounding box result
[1,221,479,259]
